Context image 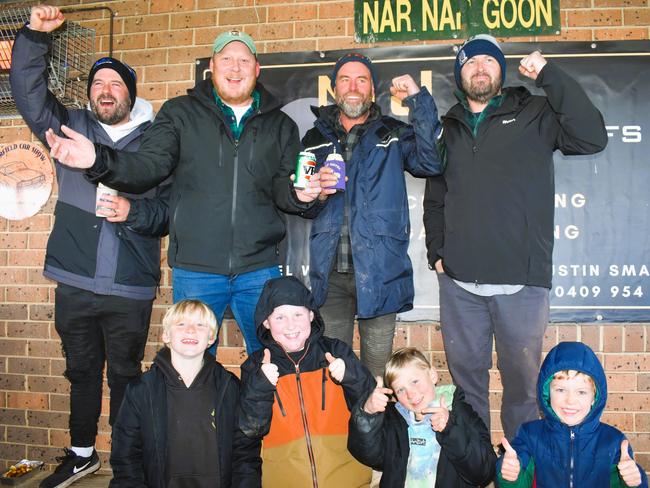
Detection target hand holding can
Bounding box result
[324,153,345,192]
[95,183,118,217]
[293,151,317,190]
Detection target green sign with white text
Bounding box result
[354,0,560,42]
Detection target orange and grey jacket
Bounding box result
[239,276,375,488]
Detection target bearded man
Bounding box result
[43,30,323,358]
[301,53,443,377]
[421,35,608,438]
[10,5,169,487]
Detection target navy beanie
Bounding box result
[330,53,377,89]
[87,57,137,110]
[454,34,506,91]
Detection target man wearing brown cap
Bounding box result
[45,30,323,357]
[10,5,169,487]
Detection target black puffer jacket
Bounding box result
[85,78,313,275]
[110,349,261,488]
[424,62,607,288]
[348,385,496,487]
[10,26,169,300]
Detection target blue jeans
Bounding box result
[172,266,280,354]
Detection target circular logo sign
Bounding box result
[0,141,54,220]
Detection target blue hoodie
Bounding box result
[497,341,648,488]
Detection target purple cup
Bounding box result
[324,153,345,192]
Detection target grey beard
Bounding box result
[337,98,372,119]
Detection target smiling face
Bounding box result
[209,41,260,107]
[89,68,131,126]
[391,362,439,413]
[460,54,502,104]
[263,304,314,353]
[162,311,215,360]
[549,372,596,427]
[334,61,374,120]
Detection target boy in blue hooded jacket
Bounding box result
[496,341,648,488]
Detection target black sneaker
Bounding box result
[39,448,100,488]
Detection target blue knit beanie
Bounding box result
[454,34,506,91]
[330,53,377,89]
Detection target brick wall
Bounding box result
[1,0,648,476]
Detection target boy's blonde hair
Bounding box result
[162,299,218,343]
[553,369,596,391]
[385,347,433,388]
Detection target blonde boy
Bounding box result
[110,300,261,488]
[497,341,648,488]
[348,347,496,487]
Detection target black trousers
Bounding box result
[54,284,152,447]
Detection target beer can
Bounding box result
[293,151,317,190]
[324,153,345,192]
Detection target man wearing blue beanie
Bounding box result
[419,35,608,439]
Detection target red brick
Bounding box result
[27,304,53,322]
[606,392,650,411]
[27,233,49,249]
[319,2,354,19]
[407,323,430,350]
[606,354,650,371]
[8,358,49,375]
[295,19,346,38]
[215,346,248,367]
[558,324,578,342]
[580,325,601,351]
[49,394,69,413]
[0,408,26,426]
[123,14,170,33]
[27,340,61,359]
[6,286,50,303]
[594,27,649,39]
[637,412,650,431]
[0,269,27,285]
[28,376,69,394]
[220,7,267,25]
[638,374,650,391]
[624,8,650,25]
[147,30,193,49]
[27,269,52,285]
[6,392,48,410]
[603,325,623,352]
[144,65,192,83]
[150,0,194,14]
[7,215,51,232]
[7,426,48,445]
[0,374,25,391]
[113,33,147,51]
[0,442,27,462]
[0,339,28,356]
[567,9,622,26]
[7,250,45,267]
[542,325,558,351]
[0,234,27,250]
[601,412,634,431]
[606,372,638,392]
[171,11,218,29]
[268,4,316,21]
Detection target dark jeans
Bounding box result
[437,272,548,438]
[54,284,152,447]
[320,271,396,378]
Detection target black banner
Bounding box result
[197,40,650,322]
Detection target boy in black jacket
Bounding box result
[348,347,496,487]
[110,300,260,487]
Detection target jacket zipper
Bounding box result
[229,141,238,272]
[295,363,319,487]
[569,429,575,488]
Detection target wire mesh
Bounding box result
[0,6,95,117]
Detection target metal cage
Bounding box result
[0,6,95,117]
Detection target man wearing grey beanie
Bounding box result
[420,35,608,439]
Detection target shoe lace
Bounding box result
[54,448,76,464]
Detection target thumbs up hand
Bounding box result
[618,439,642,487]
[325,352,345,383]
[500,437,521,482]
[260,349,279,386]
[363,376,393,414]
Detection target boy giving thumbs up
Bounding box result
[496,341,648,487]
[238,276,375,488]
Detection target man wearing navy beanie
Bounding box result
[420,35,608,439]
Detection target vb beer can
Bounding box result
[293,151,317,190]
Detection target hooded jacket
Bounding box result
[424,62,608,289]
[10,26,169,300]
[348,384,496,488]
[84,76,313,275]
[110,348,261,488]
[302,88,443,318]
[496,341,648,488]
[239,276,375,487]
